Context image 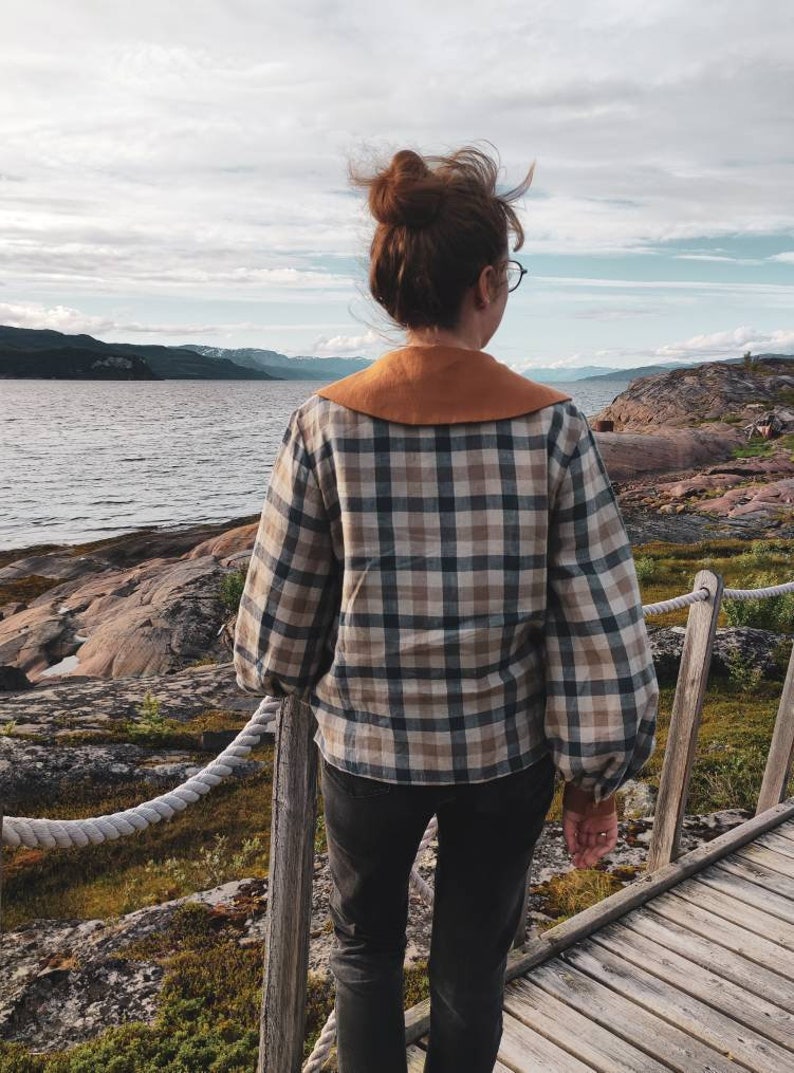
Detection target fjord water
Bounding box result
[1,377,628,551]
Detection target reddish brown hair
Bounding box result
[351,146,533,331]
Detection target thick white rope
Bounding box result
[642,578,794,617]
[1,697,280,849]
[724,579,794,601]
[408,815,438,906]
[642,588,709,616]
[303,1010,337,1073]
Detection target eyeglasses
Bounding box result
[505,260,528,292]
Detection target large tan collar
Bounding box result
[315,345,571,425]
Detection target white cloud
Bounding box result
[0,301,235,338]
[770,252,794,264]
[312,329,384,356]
[653,326,794,360]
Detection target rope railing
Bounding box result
[2,578,793,850]
[640,578,794,618]
[1,698,280,849]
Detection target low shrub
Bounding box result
[219,568,248,614]
[633,555,656,584]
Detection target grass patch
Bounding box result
[641,680,791,813]
[731,432,794,461]
[56,707,253,750]
[533,869,624,928]
[1,746,273,929]
[218,568,248,614]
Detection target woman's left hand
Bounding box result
[562,790,618,869]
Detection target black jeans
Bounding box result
[321,752,556,1073]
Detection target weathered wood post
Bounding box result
[756,640,794,815]
[647,570,723,872]
[258,696,319,1073]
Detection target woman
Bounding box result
[234,146,658,1073]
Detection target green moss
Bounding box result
[0,905,262,1072]
[0,573,63,607]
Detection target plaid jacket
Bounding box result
[233,347,657,800]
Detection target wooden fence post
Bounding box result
[258,697,318,1073]
[756,640,794,815]
[647,570,723,872]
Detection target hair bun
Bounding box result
[368,149,444,228]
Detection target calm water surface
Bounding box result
[0,377,628,552]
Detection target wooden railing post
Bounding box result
[258,696,318,1073]
[756,640,794,815]
[647,570,723,872]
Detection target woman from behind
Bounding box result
[234,145,658,1073]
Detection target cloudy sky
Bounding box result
[2,0,793,371]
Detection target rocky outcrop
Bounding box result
[595,427,744,481]
[648,627,790,686]
[594,357,794,431]
[0,555,232,680]
[0,521,262,682]
[0,663,264,810]
[616,447,794,539]
[0,663,254,738]
[186,522,257,563]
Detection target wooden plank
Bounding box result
[563,940,793,1072]
[407,1043,514,1073]
[757,643,794,814]
[258,698,319,1073]
[622,906,794,1009]
[648,895,794,977]
[498,1010,596,1073]
[504,976,674,1072]
[529,959,742,1073]
[403,798,794,1047]
[591,923,794,1050]
[407,1045,426,1072]
[772,824,794,845]
[696,865,794,924]
[669,882,794,950]
[647,570,723,870]
[755,830,794,861]
[713,856,794,900]
[733,843,794,878]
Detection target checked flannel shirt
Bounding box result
[233,346,658,801]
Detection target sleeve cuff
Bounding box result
[563,781,617,815]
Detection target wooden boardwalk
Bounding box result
[406,806,794,1073]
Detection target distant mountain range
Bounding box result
[0,326,790,383]
[184,344,372,380]
[0,327,280,381]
